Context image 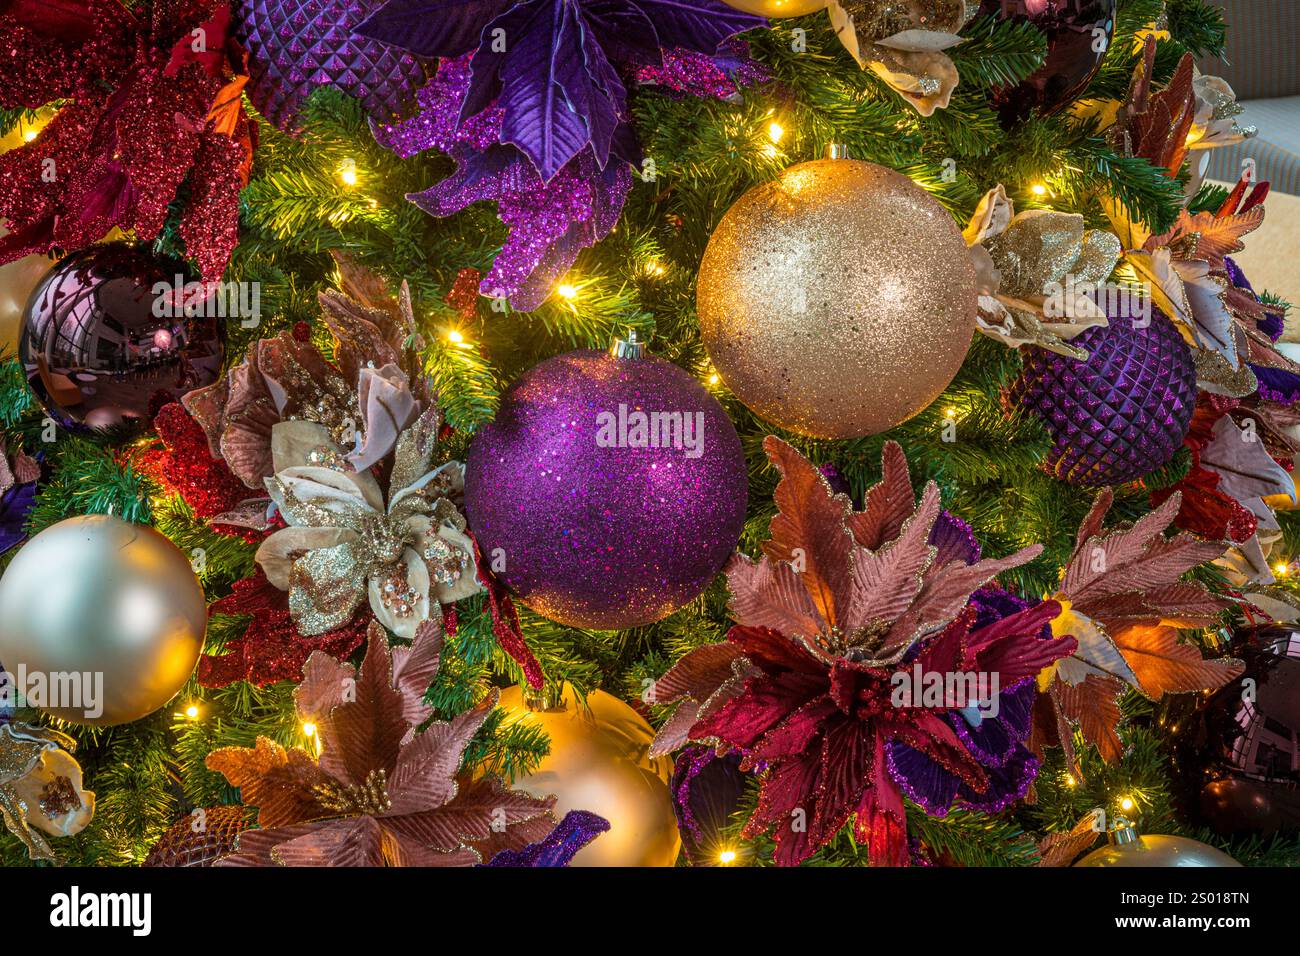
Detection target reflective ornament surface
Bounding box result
[0,515,206,726]
[718,0,825,15]
[497,683,680,867]
[0,238,50,357]
[1075,833,1240,867]
[696,157,977,439]
[19,244,222,430]
[980,0,1117,125]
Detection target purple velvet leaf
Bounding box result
[355,0,518,57]
[580,0,663,64]
[498,0,596,179]
[482,810,610,866]
[0,482,36,555]
[555,2,623,166]
[622,0,765,52]
[460,0,547,122]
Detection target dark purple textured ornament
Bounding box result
[233,0,427,131]
[1007,307,1196,487]
[465,346,748,629]
[671,745,748,865]
[980,0,1116,126]
[19,244,223,430]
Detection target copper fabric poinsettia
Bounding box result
[1035,489,1245,766]
[1107,43,1299,396]
[206,621,561,865]
[0,0,254,280]
[649,437,1075,866]
[1153,394,1294,588]
[184,254,428,493]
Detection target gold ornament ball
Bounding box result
[0,515,206,726]
[697,157,977,439]
[497,683,680,867]
[0,233,51,356]
[1075,833,1241,867]
[718,0,826,16]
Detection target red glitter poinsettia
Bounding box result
[649,437,1076,866]
[199,572,371,687]
[136,402,255,522]
[0,0,254,280]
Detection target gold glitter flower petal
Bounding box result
[289,541,370,635]
[257,526,360,590]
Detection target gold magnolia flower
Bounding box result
[255,410,480,639]
[964,186,1122,359]
[0,722,94,861]
[825,0,975,115]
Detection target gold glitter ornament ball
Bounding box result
[0,515,206,726]
[497,683,680,867]
[697,157,978,439]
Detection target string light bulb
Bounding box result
[22,128,38,142]
[184,704,200,720]
[337,159,359,187]
[1030,183,1048,197]
[556,282,578,301]
[718,849,737,865]
[1274,561,1289,577]
[1064,773,1077,787]
[1118,795,1134,812]
[767,121,785,143]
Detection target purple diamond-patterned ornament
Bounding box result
[233,0,427,131]
[1007,307,1196,487]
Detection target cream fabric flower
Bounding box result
[256,411,480,639]
[0,723,94,861]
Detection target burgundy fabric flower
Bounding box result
[650,437,1076,865]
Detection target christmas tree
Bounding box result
[0,0,1296,874]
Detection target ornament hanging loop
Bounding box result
[609,328,646,360]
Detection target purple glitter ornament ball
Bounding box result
[1008,307,1196,487]
[465,348,748,629]
[233,0,426,131]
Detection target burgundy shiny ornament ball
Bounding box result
[1199,778,1281,837]
[19,244,223,430]
[465,346,748,629]
[980,0,1117,125]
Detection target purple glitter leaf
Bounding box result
[0,482,36,554]
[620,0,765,52]
[354,0,518,57]
[482,810,611,866]
[407,145,523,216]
